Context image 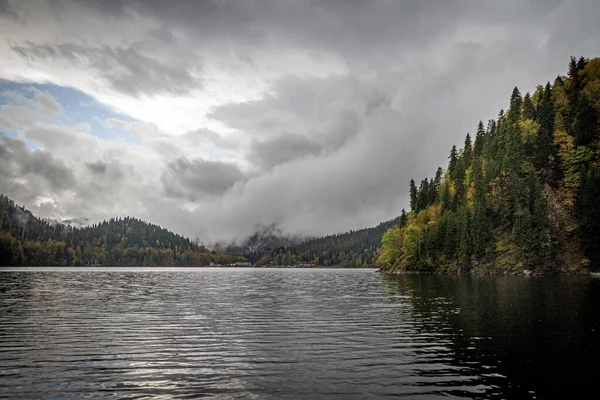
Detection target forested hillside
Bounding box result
[0,195,241,266]
[243,217,401,267]
[379,56,600,274]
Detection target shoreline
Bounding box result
[378,268,598,277]
[0,265,378,269]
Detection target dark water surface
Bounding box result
[0,268,599,399]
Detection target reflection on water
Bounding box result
[0,268,598,399]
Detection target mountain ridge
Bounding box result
[0,194,243,266]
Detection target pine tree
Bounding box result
[434,167,443,189]
[523,92,535,120]
[428,177,436,204]
[463,133,473,162]
[572,91,598,147]
[448,145,458,180]
[416,179,430,212]
[534,82,556,176]
[399,209,408,227]
[474,121,485,157]
[509,87,522,123]
[409,179,417,212]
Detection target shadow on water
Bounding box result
[380,273,600,399]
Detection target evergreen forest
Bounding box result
[0,194,242,266]
[378,56,600,274]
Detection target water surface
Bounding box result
[0,267,598,399]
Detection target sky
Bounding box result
[1,0,599,243]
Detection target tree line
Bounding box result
[242,218,400,267]
[0,195,243,266]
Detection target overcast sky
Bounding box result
[1,0,599,242]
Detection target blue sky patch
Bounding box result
[0,79,143,145]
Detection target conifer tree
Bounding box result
[448,145,458,179]
[463,133,473,162]
[572,91,598,147]
[416,179,430,212]
[399,209,408,227]
[523,92,535,120]
[409,179,417,211]
[474,121,485,157]
[509,87,522,122]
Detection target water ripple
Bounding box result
[1,268,597,399]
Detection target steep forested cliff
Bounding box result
[379,56,600,274]
[0,195,242,266]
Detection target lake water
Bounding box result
[0,268,598,399]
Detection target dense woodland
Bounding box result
[0,195,243,266]
[242,218,400,267]
[379,56,600,274]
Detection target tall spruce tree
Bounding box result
[474,121,485,157]
[409,179,417,211]
[509,87,522,122]
[448,145,458,179]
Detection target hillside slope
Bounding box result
[379,56,600,274]
[0,194,241,266]
[243,217,402,267]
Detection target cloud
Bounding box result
[162,157,246,201]
[11,42,202,97]
[84,160,107,174]
[29,87,63,115]
[0,133,75,198]
[0,87,63,129]
[0,104,34,129]
[180,128,239,150]
[106,117,162,138]
[248,133,321,170]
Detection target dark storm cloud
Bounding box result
[249,133,321,170]
[162,157,246,201]
[65,0,573,66]
[85,160,107,174]
[210,75,371,168]
[0,0,17,18]
[0,133,75,193]
[12,42,201,97]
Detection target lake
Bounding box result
[0,267,598,399]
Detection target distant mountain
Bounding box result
[0,194,242,266]
[239,217,401,267]
[214,224,307,255]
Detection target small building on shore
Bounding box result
[235,261,252,267]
